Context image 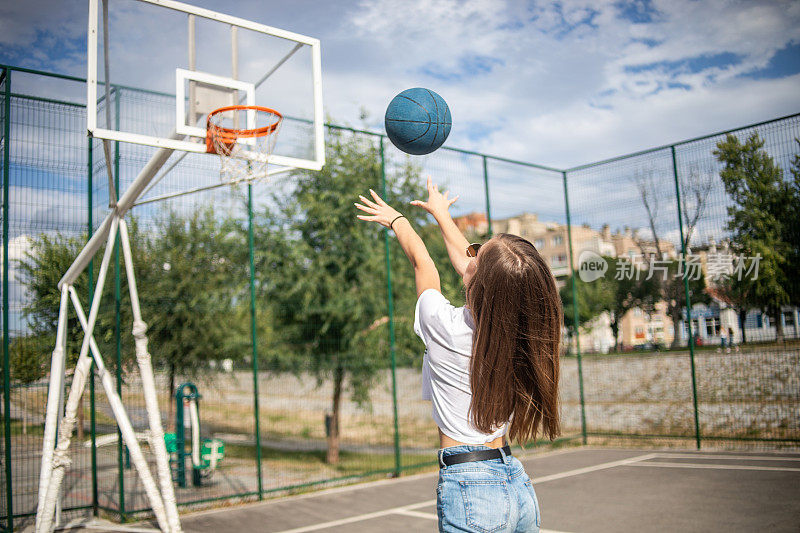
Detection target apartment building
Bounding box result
[492,213,616,280]
[457,212,677,352]
[455,211,797,350]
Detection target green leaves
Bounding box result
[16,208,246,384]
[252,129,450,406]
[713,133,794,314]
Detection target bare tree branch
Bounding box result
[632,168,663,257]
[680,165,715,250]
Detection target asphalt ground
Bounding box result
[62,447,800,533]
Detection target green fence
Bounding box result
[1,64,798,530]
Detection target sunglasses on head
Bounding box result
[466,243,482,258]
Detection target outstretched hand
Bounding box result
[354,189,403,228]
[410,176,458,218]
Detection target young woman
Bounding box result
[355,178,561,533]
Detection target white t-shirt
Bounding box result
[413,288,507,445]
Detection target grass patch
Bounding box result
[7,419,45,436]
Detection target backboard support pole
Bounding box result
[101,0,117,207]
[59,136,181,289]
[188,14,196,126]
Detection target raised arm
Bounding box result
[355,189,440,297]
[411,177,472,277]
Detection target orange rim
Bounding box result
[206,105,282,153]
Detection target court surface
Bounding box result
[79,447,800,532]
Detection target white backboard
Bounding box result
[87,0,324,171]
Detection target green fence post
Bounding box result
[2,67,14,533]
[380,138,402,477]
[562,171,587,444]
[112,85,126,520]
[482,156,493,235]
[247,184,264,499]
[670,146,701,450]
[87,137,99,516]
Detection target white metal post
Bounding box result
[118,218,182,532]
[54,316,66,528]
[188,14,196,127]
[311,39,325,171]
[35,286,69,531]
[36,218,130,532]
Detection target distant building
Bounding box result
[491,214,672,283]
[492,213,611,279]
[455,211,796,351]
[453,212,489,236]
[490,213,676,352]
[687,240,800,345]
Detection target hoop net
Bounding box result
[206,105,283,183]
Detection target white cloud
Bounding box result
[335,0,800,167]
[1,0,798,170]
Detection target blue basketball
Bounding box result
[385,88,451,155]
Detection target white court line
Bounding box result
[533,453,657,483]
[630,461,800,473]
[267,502,433,533]
[271,454,657,533]
[393,509,574,533]
[393,509,438,521]
[179,445,583,521]
[653,453,800,462]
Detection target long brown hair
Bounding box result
[465,233,562,443]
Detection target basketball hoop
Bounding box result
[206,105,283,183]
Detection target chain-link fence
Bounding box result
[1,64,798,530]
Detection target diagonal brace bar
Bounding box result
[35,286,70,531]
[118,218,182,532]
[68,286,174,531]
[37,216,121,531]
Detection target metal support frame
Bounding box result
[562,171,588,444]
[671,146,701,450]
[37,52,185,527]
[482,155,493,236]
[34,10,311,520]
[36,214,182,533]
[173,382,200,488]
[380,139,402,477]
[247,184,264,498]
[2,66,13,533]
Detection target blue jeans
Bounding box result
[437,446,540,533]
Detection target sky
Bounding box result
[1,0,799,169]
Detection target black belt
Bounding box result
[440,445,512,467]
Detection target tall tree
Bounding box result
[603,257,660,351]
[18,233,102,439]
[713,133,791,341]
[136,208,247,429]
[8,334,51,434]
[19,234,91,352]
[18,209,245,432]
[559,270,614,352]
[255,130,425,463]
[662,259,709,348]
[631,162,713,348]
[784,139,800,306]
